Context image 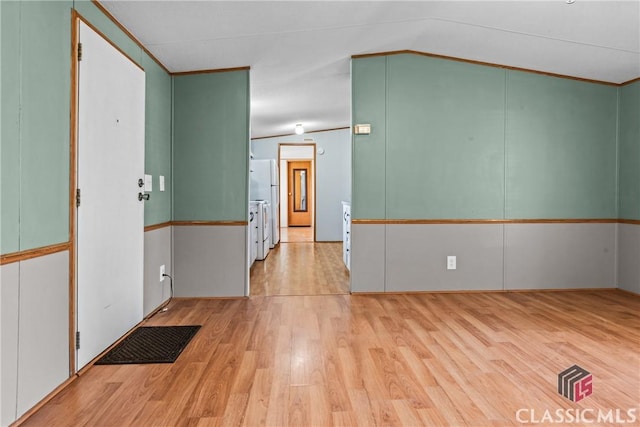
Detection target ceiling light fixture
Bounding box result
[294,123,304,135]
[566,0,575,4]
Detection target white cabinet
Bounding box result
[342,202,351,270]
[248,202,259,267]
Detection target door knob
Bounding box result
[138,192,150,201]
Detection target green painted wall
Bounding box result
[352,57,386,219]
[618,81,640,220]
[173,71,250,221]
[142,55,172,225]
[505,71,617,219]
[386,55,505,219]
[1,1,71,254]
[0,0,172,255]
[352,53,620,220]
[19,1,72,250]
[1,0,21,253]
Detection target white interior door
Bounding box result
[76,21,145,369]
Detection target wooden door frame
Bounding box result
[69,10,79,376]
[277,143,316,242]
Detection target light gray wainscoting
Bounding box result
[1,250,69,426]
[1,262,20,427]
[385,224,504,292]
[173,225,247,297]
[144,226,173,316]
[504,223,616,290]
[617,223,640,294]
[350,223,385,293]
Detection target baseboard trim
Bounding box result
[171,296,248,301]
[616,288,640,297]
[143,297,173,320]
[11,375,77,427]
[351,218,620,225]
[350,287,618,296]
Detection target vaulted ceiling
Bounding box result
[100,1,640,138]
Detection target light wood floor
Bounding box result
[250,242,349,296]
[280,227,314,243]
[22,290,639,426]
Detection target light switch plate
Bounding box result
[144,174,152,192]
[159,175,165,192]
[354,124,371,135]
[447,256,456,270]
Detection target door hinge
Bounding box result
[75,331,81,350]
[77,43,82,61]
[76,188,81,207]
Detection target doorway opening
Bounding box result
[248,141,350,296]
[279,144,315,242]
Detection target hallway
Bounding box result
[250,241,349,296]
[280,226,314,243]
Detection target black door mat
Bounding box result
[95,325,201,365]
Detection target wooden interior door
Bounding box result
[287,161,312,226]
[76,21,145,369]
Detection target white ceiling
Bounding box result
[100,0,640,139]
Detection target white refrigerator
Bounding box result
[250,159,280,247]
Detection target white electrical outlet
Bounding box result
[160,265,165,282]
[447,256,456,270]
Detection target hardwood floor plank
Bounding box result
[287,386,310,427]
[221,393,249,427]
[397,347,438,389]
[264,355,291,427]
[331,410,358,426]
[230,351,258,395]
[186,342,246,418]
[424,386,469,426]
[82,366,165,426]
[136,362,207,426]
[368,398,404,426]
[309,384,333,426]
[241,368,271,427]
[337,347,363,391]
[346,389,377,427]
[250,242,349,296]
[321,347,353,412]
[195,417,222,427]
[280,227,314,243]
[20,290,639,427]
[392,399,425,426]
[417,407,454,427]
